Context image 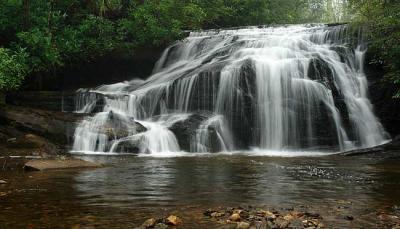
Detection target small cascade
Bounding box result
[190,115,234,153]
[70,24,389,155]
[137,121,180,153]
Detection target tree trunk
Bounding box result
[23,0,30,30]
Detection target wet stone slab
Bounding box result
[24,158,102,171]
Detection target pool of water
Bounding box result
[1,152,400,228]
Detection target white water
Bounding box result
[190,115,234,153]
[71,24,389,156]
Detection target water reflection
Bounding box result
[74,154,400,214]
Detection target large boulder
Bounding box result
[168,112,233,152]
[168,113,211,152]
[97,111,147,141]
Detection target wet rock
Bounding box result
[290,219,304,228]
[205,206,328,229]
[249,221,269,229]
[168,112,212,152]
[112,138,142,154]
[221,223,238,229]
[204,209,216,217]
[154,223,168,229]
[237,222,250,229]
[256,210,270,218]
[101,128,129,140]
[0,180,6,184]
[211,212,226,218]
[230,213,241,222]
[344,215,354,221]
[266,221,274,228]
[283,214,294,221]
[24,158,101,171]
[336,205,350,210]
[311,219,321,226]
[304,212,322,219]
[275,218,289,228]
[166,215,182,226]
[233,209,243,214]
[71,224,80,229]
[98,111,147,141]
[265,214,277,222]
[303,219,321,228]
[7,138,16,143]
[0,105,81,145]
[290,211,304,219]
[240,210,250,219]
[340,137,400,156]
[141,218,157,228]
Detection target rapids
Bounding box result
[71,24,389,155]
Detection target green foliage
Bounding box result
[122,0,184,46]
[349,0,400,96]
[75,15,122,59]
[0,47,29,91]
[17,28,61,72]
[2,0,397,92]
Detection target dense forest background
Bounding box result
[0,0,399,96]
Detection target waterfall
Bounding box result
[71,24,389,155]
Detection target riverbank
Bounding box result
[134,204,400,229]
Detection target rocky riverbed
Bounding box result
[133,205,400,229]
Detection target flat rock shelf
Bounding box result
[24,158,102,171]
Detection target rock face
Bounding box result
[0,105,81,146]
[340,136,400,156]
[6,91,75,112]
[365,51,400,138]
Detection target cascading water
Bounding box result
[71,24,390,155]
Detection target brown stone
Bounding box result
[237,222,250,229]
[211,212,225,218]
[24,159,101,171]
[275,218,290,228]
[283,214,294,221]
[230,213,241,222]
[166,215,182,226]
[142,218,157,228]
